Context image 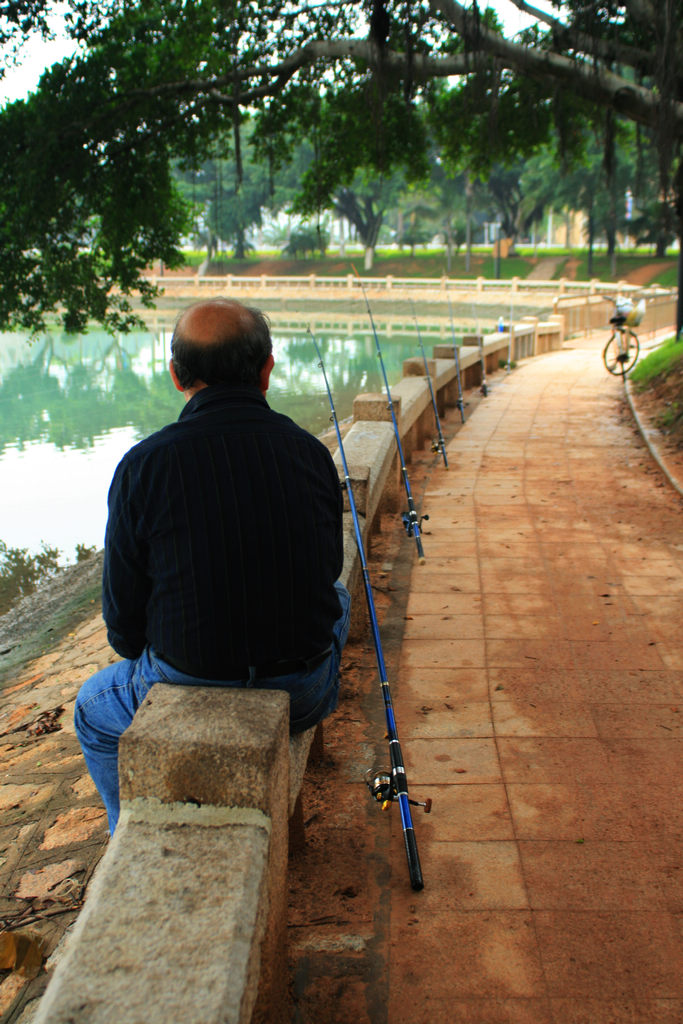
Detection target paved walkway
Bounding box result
[386,332,682,1023]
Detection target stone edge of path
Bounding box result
[626,378,683,498]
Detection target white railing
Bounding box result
[146,273,670,299]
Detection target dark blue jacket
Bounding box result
[102,384,343,677]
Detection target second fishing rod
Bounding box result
[310,330,429,892]
[354,270,428,564]
[446,291,466,423]
[411,300,448,469]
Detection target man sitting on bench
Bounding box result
[75,298,351,833]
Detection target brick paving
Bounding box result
[1,328,682,1023]
[385,331,682,1024]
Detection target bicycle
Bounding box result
[602,297,645,376]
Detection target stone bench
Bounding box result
[33,686,319,1024]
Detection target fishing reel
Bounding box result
[430,439,444,455]
[365,768,432,814]
[401,511,429,537]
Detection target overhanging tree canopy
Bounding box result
[1,1,681,331]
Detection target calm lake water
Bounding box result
[0,316,457,562]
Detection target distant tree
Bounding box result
[175,122,271,262]
[282,224,329,258]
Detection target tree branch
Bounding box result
[41,10,683,157]
[506,0,555,30]
[507,0,652,69]
[430,0,683,133]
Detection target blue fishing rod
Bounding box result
[446,291,466,423]
[410,301,448,468]
[471,299,489,396]
[353,269,428,564]
[310,330,430,892]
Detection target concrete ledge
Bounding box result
[391,376,433,438]
[118,685,290,817]
[289,726,319,818]
[33,810,271,1024]
[36,687,293,1024]
[334,420,396,524]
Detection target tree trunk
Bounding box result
[364,246,374,270]
[465,173,473,273]
[233,227,247,260]
[655,220,668,258]
[675,165,683,337]
[608,147,618,278]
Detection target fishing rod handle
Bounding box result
[415,530,426,565]
[403,822,425,891]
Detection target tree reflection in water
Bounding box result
[0,326,424,454]
[0,320,444,559]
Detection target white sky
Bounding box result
[0,1,558,105]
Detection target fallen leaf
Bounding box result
[0,931,45,977]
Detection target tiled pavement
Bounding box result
[386,334,682,1023]
[1,330,682,1023]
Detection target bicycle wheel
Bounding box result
[625,330,640,372]
[603,330,639,375]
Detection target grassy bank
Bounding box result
[175,247,678,286]
[631,335,683,447]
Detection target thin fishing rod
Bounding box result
[410,302,448,468]
[446,291,466,423]
[353,269,427,563]
[310,331,430,892]
[471,300,489,396]
[507,289,514,371]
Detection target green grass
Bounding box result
[551,251,678,284]
[173,246,678,284]
[630,335,683,387]
[651,264,679,288]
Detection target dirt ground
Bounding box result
[285,527,406,1022]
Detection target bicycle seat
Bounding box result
[610,314,627,327]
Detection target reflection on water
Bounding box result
[0,319,447,558]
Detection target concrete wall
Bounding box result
[33,316,565,1023]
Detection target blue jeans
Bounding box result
[75,581,351,834]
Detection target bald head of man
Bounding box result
[169,299,274,399]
